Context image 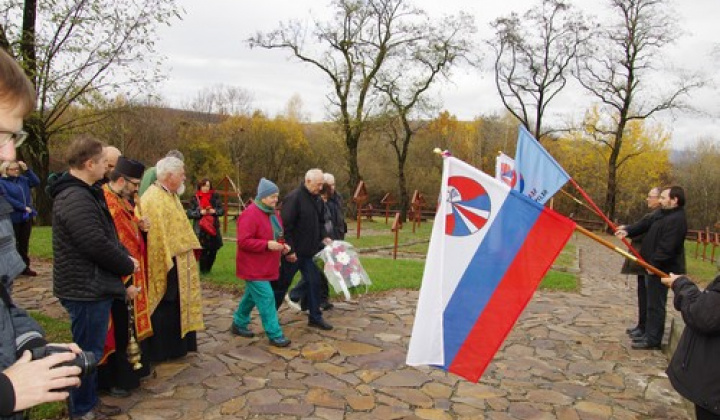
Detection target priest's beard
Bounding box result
[177,183,186,196]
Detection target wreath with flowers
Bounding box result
[315,240,371,300]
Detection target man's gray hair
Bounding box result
[156,156,184,180]
[166,149,184,161]
[305,168,323,181]
[323,173,335,184]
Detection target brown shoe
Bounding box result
[96,401,122,416]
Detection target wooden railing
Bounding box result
[687,228,720,264]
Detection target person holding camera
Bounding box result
[0,48,84,419]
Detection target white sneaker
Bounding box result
[284,295,302,311]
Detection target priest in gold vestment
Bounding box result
[141,156,204,362]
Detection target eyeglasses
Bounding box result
[647,195,659,199]
[122,176,140,186]
[0,130,28,148]
[6,167,20,171]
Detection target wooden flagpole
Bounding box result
[574,225,667,278]
[568,178,644,261]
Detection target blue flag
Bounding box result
[513,125,570,204]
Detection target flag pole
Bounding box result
[568,178,643,261]
[559,188,603,217]
[574,225,667,278]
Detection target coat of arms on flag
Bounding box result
[406,155,576,382]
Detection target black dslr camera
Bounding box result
[30,345,97,377]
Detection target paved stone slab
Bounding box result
[14,235,692,419]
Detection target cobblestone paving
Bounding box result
[13,233,691,419]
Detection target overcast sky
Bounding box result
[154,0,720,149]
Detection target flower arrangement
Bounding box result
[315,240,371,300]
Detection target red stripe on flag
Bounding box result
[448,209,575,382]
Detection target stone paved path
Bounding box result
[13,233,691,419]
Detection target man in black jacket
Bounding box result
[49,136,138,420]
[620,187,661,339]
[662,273,720,420]
[617,186,688,350]
[273,169,333,330]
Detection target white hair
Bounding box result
[323,173,335,184]
[305,168,323,181]
[156,156,184,180]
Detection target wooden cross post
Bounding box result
[352,181,368,239]
[380,193,396,224]
[391,212,403,260]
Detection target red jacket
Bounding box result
[235,203,282,281]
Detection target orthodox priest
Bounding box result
[141,156,204,362]
[98,156,152,396]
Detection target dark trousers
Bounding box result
[199,248,218,273]
[696,404,720,420]
[645,275,668,346]
[272,256,324,323]
[12,220,32,269]
[291,271,330,304]
[635,275,647,331]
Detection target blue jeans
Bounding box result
[60,298,112,417]
[283,257,323,323]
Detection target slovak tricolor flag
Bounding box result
[514,125,570,204]
[406,156,576,382]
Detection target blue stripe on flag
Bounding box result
[442,191,543,368]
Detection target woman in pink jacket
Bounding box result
[231,178,292,347]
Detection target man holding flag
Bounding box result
[616,186,687,350]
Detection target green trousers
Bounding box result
[233,280,283,340]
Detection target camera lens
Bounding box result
[76,351,97,376]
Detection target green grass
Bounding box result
[29,226,53,259]
[685,240,718,287]
[24,312,72,420]
[31,218,579,294]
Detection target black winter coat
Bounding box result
[281,183,325,258]
[626,207,687,275]
[325,192,346,240]
[187,193,224,250]
[49,173,134,300]
[666,275,720,415]
[620,209,662,275]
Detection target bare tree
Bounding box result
[576,0,704,221]
[672,139,720,229]
[249,0,429,191]
[0,0,181,222]
[187,84,254,116]
[374,12,475,220]
[489,0,592,140]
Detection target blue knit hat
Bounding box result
[256,177,279,200]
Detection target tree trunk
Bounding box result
[20,116,52,225]
[21,0,37,82]
[397,156,409,222]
